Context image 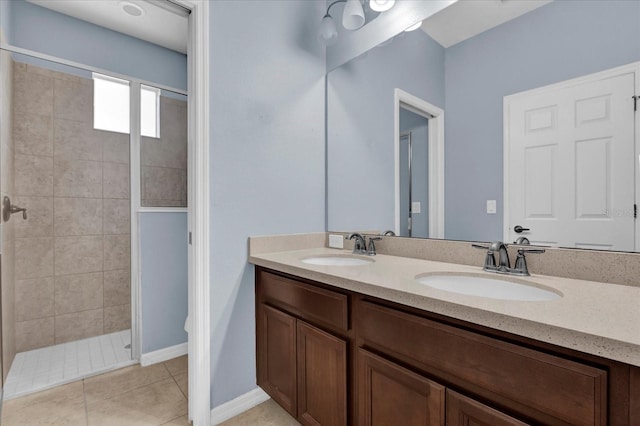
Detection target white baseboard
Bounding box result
[140,342,188,366]
[210,387,270,425]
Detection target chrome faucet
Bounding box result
[472,241,544,276]
[347,233,367,255]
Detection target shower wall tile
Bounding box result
[15,277,54,322]
[54,119,103,161]
[53,79,93,123]
[55,308,103,344]
[2,144,15,199]
[103,199,130,235]
[141,136,186,169]
[104,304,131,334]
[103,162,129,199]
[15,154,53,197]
[54,272,104,315]
[15,237,54,280]
[13,68,53,117]
[14,112,53,157]
[141,166,186,205]
[54,197,103,236]
[54,158,102,198]
[104,235,130,271]
[14,196,54,238]
[104,269,130,307]
[102,131,129,164]
[25,63,91,86]
[55,235,103,276]
[16,317,54,352]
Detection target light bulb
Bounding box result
[369,0,395,12]
[343,0,365,30]
[319,15,338,45]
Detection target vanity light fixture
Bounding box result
[369,0,395,12]
[319,0,396,45]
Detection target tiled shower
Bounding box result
[0,53,187,398]
[13,61,132,352]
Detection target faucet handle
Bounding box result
[367,236,382,256]
[471,243,496,269]
[513,248,545,276]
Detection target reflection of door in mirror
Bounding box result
[399,107,430,238]
[505,64,638,251]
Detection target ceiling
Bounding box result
[422,0,553,48]
[26,0,189,54]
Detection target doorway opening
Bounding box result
[394,89,445,239]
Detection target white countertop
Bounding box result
[249,247,640,366]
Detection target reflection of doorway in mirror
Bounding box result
[394,89,445,238]
[505,62,639,251]
[399,108,430,238]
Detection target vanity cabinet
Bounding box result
[256,270,349,426]
[255,267,638,426]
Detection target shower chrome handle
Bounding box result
[3,196,27,222]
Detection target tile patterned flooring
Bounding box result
[4,330,133,399]
[2,353,302,426]
[1,355,188,426]
[219,400,300,426]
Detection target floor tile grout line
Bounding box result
[169,373,188,401]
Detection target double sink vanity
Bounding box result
[249,233,640,425]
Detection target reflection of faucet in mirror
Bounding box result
[380,230,395,236]
[514,237,530,245]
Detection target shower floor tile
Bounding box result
[3,329,134,400]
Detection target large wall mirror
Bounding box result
[327,0,640,252]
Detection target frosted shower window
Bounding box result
[93,73,130,134]
[141,85,160,138]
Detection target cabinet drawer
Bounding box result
[258,270,349,332]
[358,301,607,425]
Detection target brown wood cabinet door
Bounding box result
[446,390,528,426]
[257,304,297,417]
[297,321,347,426]
[357,348,445,426]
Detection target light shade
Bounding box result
[369,0,395,12]
[343,0,365,30]
[319,14,338,45]
[404,21,423,32]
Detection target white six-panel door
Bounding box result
[505,68,636,251]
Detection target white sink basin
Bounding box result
[416,274,561,301]
[301,255,373,266]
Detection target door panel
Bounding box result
[446,390,528,426]
[507,71,635,250]
[297,321,347,426]
[257,304,297,417]
[358,348,445,426]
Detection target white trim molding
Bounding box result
[140,342,188,366]
[394,89,445,239]
[210,388,270,425]
[179,0,212,425]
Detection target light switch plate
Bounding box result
[487,199,497,214]
[329,234,344,249]
[411,202,421,214]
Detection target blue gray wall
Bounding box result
[444,0,640,241]
[7,0,189,355]
[209,0,326,407]
[0,0,11,42]
[140,213,188,353]
[328,30,444,233]
[7,0,186,90]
